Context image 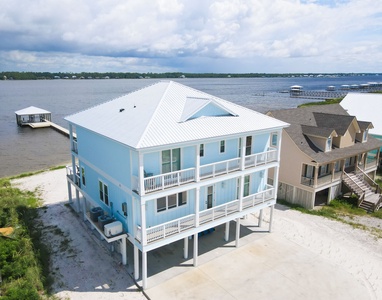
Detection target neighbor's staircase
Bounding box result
[343,170,382,212]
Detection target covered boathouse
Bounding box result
[15,106,52,127]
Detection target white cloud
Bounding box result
[0,0,381,72]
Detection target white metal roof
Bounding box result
[15,106,51,115]
[340,93,382,136]
[65,81,289,150]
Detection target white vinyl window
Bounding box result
[245,136,252,156]
[326,136,332,152]
[220,140,225,153]
[81,166,86,186]
[157,191,187,212]
[363,129,368,142]
[271,133,278,147]
[162,148,180,173]
[99,180,109,206]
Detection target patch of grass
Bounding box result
[0,176,54,298]
[298,97,344,108]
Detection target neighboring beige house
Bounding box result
[267,104,382,211]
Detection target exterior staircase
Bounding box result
[342,171,382,213]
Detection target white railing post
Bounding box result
[139,153,145,196]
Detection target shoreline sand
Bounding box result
[11,168,382,300]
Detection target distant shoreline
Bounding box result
[1,71,380,81]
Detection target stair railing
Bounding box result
[343,172,366,207]
[355,166,381,194]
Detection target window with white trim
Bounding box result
[363,129,368,142]
[99,180,109,205]
[326,136,332,152]
[243,175,250,197]
[81,167,86,186]
[245,136,252,156]
[200,144,204,157]
[162,148,180,173]
[271,133,278,147]
[220,140,225,153]
[157,191,187,212]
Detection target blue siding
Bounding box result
[144,152,160,176]
[201,138,238,165]
[146,189,195,227]
[77,127,131,187]
[182,146,195,169]
[192,103,231,118]
[253,133,270,153]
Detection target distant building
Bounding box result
[65,81,288,289]
[15,106,51,126]
[268,104,382,211]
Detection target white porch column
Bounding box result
[195,187,200,227]
[134,246,139,280]
[76,189,80,213]
[269,205,274,233]
[235,218,240,248]
[238,175,244,212]
[142,251,147,290]
[258,209,263,227]
[121,237,127,265]
[81,193,86,221]
[193,234,198,266]
[225,221,230,242]
[195,144,200,182]
[184,237,189,259]
[138,152,145,196]
[140,202,147,245]
[240,137,246,170]
[67,181,72,204]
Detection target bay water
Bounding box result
[0,75,379,177]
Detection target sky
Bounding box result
[0,0,382,73]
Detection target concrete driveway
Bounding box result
[138,208,376,300]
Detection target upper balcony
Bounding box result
[139,147,278,194]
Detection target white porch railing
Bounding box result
[144,168,195,193]
[199,200,240,224]
[199,157,241,179]
[72,138,78,154]
[245,148,277,168]
[66,165,81,187]
[142,148,278,194]
[135,187,275,245]
[242,185,274,209]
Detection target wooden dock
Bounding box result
[26,120,76,138]
[290,90,348,99]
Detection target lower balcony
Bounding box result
[301,171,342,188]
[135,185,275,245]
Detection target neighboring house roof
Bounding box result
[65,81,289,150]
[15,106,51,115]
[301,125,337,138]
[340,93,382,136]
[268,104,382,164]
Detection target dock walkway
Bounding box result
[26,119,76,138]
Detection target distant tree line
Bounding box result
[0,71,377,80]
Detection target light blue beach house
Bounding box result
[65,81,288,289]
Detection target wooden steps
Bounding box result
[343,172,381,212]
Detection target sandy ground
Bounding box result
[11,168,382,300]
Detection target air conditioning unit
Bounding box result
[90,207,103,222]
[98,215,114,230]
[104,221,123,237]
